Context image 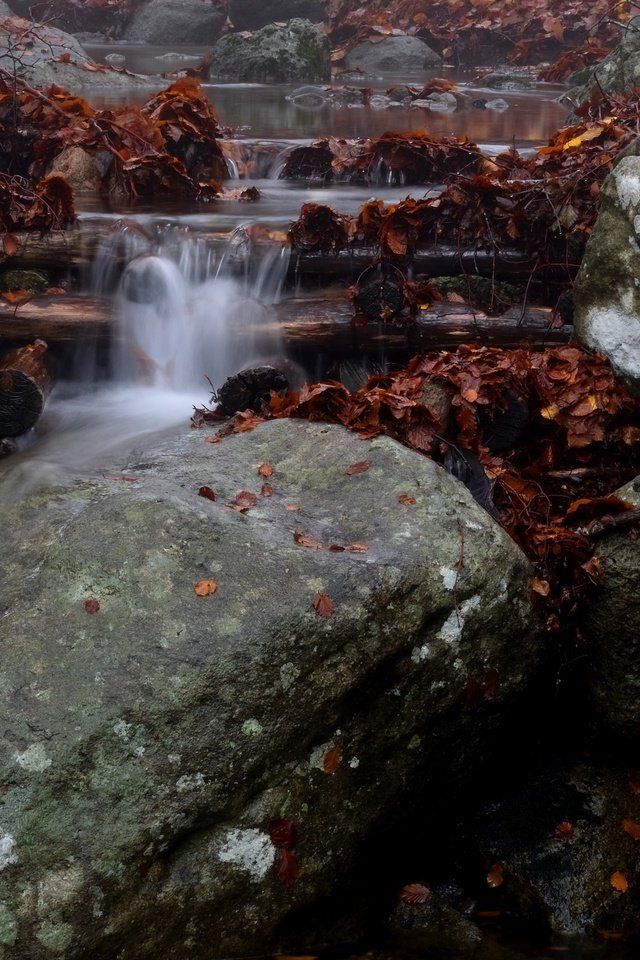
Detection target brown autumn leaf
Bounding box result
[532,577,550,596]
[84,598,100,614]
[622,819,640,841]
[269,818,297,850]
[276,848,299,886]
[610,871,629,893]
[2,288,30,303]
[554,821,575,840]
[2,233,19,256]
[104,474,139,482]
[198,485,216,501]
[204,435,221,444]
[323,745,341,773]
[399,883,432,905]
[347,542,370,553]
[294,530,323,549]
[329,543,346,552]
[345,459,372,476]
[398,493,416,506]
[230,490,258,512]
[261,484,274,497]
[487,863,504,888]
[286,503,301,512]
[258,463,274,477]
[313,593,335,618]
[194,579,218,596]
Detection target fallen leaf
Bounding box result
[198,485,216,501]
[532,577,550,596]
[398,493,416,506]
[313,593,335,618]
[323,745,341,773]
[261,483,274,497]
[269,818,297,849]
[628,780,640,796]
[84,598,100,614]
[276,848,299,886]
[294,531,323,549]
[329,543,346,552]
[258,463,274,477]
[194,579,218,596]
[104,474,139,482]
[2,288,30,303]
[345,459,372,475]
[230,490,258,512]
[622,819,640,841]
[554,821,575,840]
[487,863,504,888]
[347,542,369,553]
[610,871,628,893]
[399,882,432,904]
[204,435,221,444]
[286,503,300,512]
[2,233,19,256]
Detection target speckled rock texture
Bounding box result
[583,473,640,741]
[470,756,640,936]
[567,16,640,110]
[212,19,330,82]
[123,0,225,44]
[343,35,441,76]
[573,156,640,398]
[0,419,539,959]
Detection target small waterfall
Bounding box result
[94,221,289,398]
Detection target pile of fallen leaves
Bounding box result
[287,93,640,276]
[198,343,640,666]
[327,0,627,66]
[0,74,229,235]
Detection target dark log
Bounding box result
[0,339,53,437]
[0,292,569,355]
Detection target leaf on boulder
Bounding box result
[194,579,218,596]
[313,593,334,618]
[399,883,432,905]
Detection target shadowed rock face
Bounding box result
[0,419,539,959]
[212,19,330,83]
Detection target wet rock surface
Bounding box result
[573,156,640,398]
[123,0,225,45]
[0,419,539,959]
[343,36,442,76]
[212,19,330,83]
[568,16,640,109]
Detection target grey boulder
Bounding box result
[0,418,539,959]
[123,0,225,44]
[573,156,640,398]
[344,35,441,76]
[212,18,330,82]
[567,16,640,110]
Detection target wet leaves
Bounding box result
[398,494,417,506]
[294,530,324,550]
[487,863,504,888]
[84,598,100,614]
[610,871,629,893]
[313,593,335,618]
[399,883,432,904]
[269,818,299,887]
[229,491,258,512]
[554,821,575,840]
[323,745,341,773]
[198,485,216,501]
[258,463,274,477]
[345,459,372,475]
[194,579,218,597]
[622,819,640,841]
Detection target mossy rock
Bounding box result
[0,269,49,295]
[212,18,330,82]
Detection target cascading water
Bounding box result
[0,221,290,494]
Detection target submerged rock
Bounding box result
[573,156,640,398]
[0,419,539,959]
[212,19,330,83]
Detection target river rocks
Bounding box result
[567,16,640,109]
[47,146,107,195]
[0,16,153,89]
[0,269,48,295]
[343,36,442,76]
[228,0,327,31]
[212,19,330,82]
[573,156,640,398]
[123,0,225,44]
[583,473,640,742]
[471,756,640,936]
[0,418,539,959]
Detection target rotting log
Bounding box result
[0,291,569,356]
[0,339,53,437]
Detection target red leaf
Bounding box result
[2,233,19,256]
[347,542,370,553]
[194,579,218,596]
[398,493,416,506]
[269,818,297,850]
[104,474,139,482]
[294,530,323,549]
[323,746,341,773]
[261,484,274,497]
[258,463,274,477]
[313,593,334,618]
[198,485,216,501]
[622,819,640,841]
[554,821,575,840]
[276,848,299,886]
[399,883,432,904]
[487,863,504,888]
[229,490,257,512]
[84,598,100,614]
[345,459,372,476]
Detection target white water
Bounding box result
[0,224,289,494]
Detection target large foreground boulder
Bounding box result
[123,0,225,44]
[0,419,539,959]
[343,35,442,76]
[573,156,640,398]
[212,19,330,82]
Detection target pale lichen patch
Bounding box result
[241,718,263,736]
[176,773,205,792]
[217,828,274,880]
[439,566,458,590]
[35,920,74,954]
[15,743,52,773]
[309,741,334,770]
[0,835,17,872]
